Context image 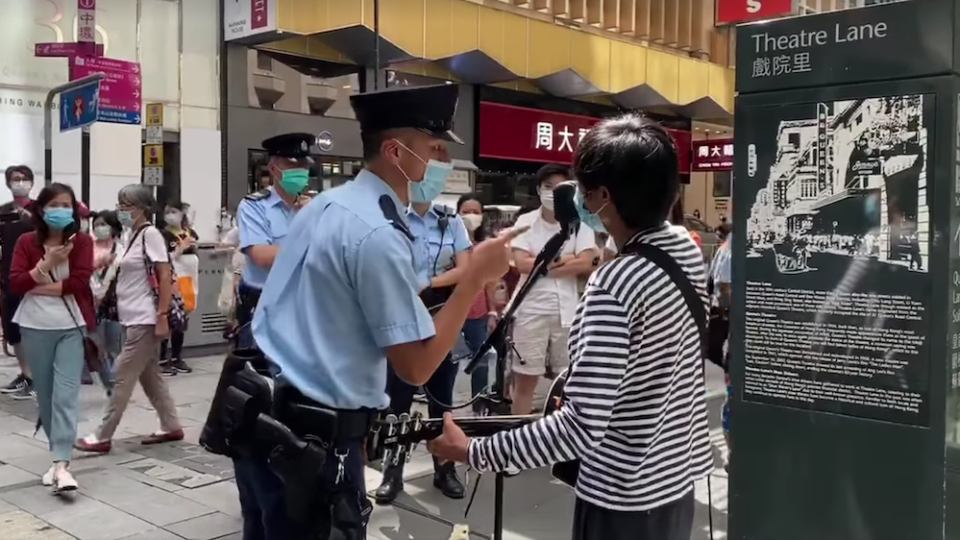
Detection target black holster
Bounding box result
[199,348,274,456]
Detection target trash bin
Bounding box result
[182,244,233,348]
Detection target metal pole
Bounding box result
[374,0,380,90]
[81,126,91,205]
[43,73,106,186]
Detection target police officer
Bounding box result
[374,199,471,503]
[235,133,313,348]
[250,84,526,539]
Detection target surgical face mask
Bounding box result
[277,167,310,196]
[117,210,134,227]
[462,213,482,232]
[539,188,555,211]
[574,190,608,234]
[94,225,112,240]
[43,207,74,230]
[394,140,452,203]
[165,211,183,227]
[9,180,32,198]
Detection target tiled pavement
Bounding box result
[0,351,729,540]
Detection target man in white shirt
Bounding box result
[510,163,597,415]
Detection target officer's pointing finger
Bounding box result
[494,225,530,242]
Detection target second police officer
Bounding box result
[374,164,472,502]
[234,133,313,348]
[250,84,525,539]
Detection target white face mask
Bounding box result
[539,189,555,211]
[462,213,482,232]
[9,180,32,198]
[165,211,183,227]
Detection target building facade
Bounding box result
[221,0,738,216]
[0,0,222,239]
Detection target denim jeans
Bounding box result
[20,327,85,461]
[461,317,490,398]
[86,320,122,393]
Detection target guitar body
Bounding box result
[544,368,580,488]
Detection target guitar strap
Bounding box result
[620,242,709,354]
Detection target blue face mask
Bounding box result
[43,207,75,230]
[395,140,452,203]
[117,210,134,227]
[278,168,310,196]
[574,190,608,234]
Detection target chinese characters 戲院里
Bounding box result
[751,52,812,78]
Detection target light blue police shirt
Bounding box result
[237,186,297,290]
[406,205,471,288]
[252,169,436,410]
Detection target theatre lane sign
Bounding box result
[735,0,958,94]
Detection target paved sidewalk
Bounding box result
[0,353,729,540]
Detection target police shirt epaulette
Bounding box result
[244,189,271,202]
[379,195,414,241]
[432,204,454,217]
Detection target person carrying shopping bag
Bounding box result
[8,183,95,492]
[75,185,185,454]
[159,201,199,375]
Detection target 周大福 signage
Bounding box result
[735,0,957,94]
[477,102,691,172]
[691,139,734,171]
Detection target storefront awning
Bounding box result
[260,0,734,118]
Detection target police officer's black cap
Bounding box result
[261,133,315,160]
[349,84,463,145]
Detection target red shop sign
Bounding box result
[691,139,734,172]
[478,102,690,173]
[716,0,797,26]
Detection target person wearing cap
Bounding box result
[233,84,524,539]
[234,133,314,349]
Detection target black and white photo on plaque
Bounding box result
[745,94,929,275]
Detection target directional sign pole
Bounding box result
[81,126,91,205]
[43,73,105,186]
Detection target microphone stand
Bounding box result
[463,222,574,540]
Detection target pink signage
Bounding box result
[69,56,143,124]
[251,0,268,30]
[35,42,103,58]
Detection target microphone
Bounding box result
[553,181,580,234]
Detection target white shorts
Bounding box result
[511,313,570,377]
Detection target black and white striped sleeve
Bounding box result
[467,286,631,473]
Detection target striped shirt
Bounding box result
[468,224,714,511]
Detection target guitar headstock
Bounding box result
[365,412,439,467]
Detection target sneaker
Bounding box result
[160,362,178,377]
[53,468,78,493]
[11,384,35,400]
[42,465,55,487]
[0,374,26,394]
[170,359,192,374]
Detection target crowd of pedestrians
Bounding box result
[0,166,201,493]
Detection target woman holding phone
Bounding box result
[8,183,94,492]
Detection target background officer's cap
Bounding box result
[261,133,316,164]
[349,84,463,144]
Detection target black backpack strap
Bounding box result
[626,243,708,354]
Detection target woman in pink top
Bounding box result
[457,194,499,413]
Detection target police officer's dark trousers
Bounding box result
[236,282,261,349]
[234,443,366,540]
[375,354,461,502]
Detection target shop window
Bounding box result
[256,51,273,71]
[713,171,733,199]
